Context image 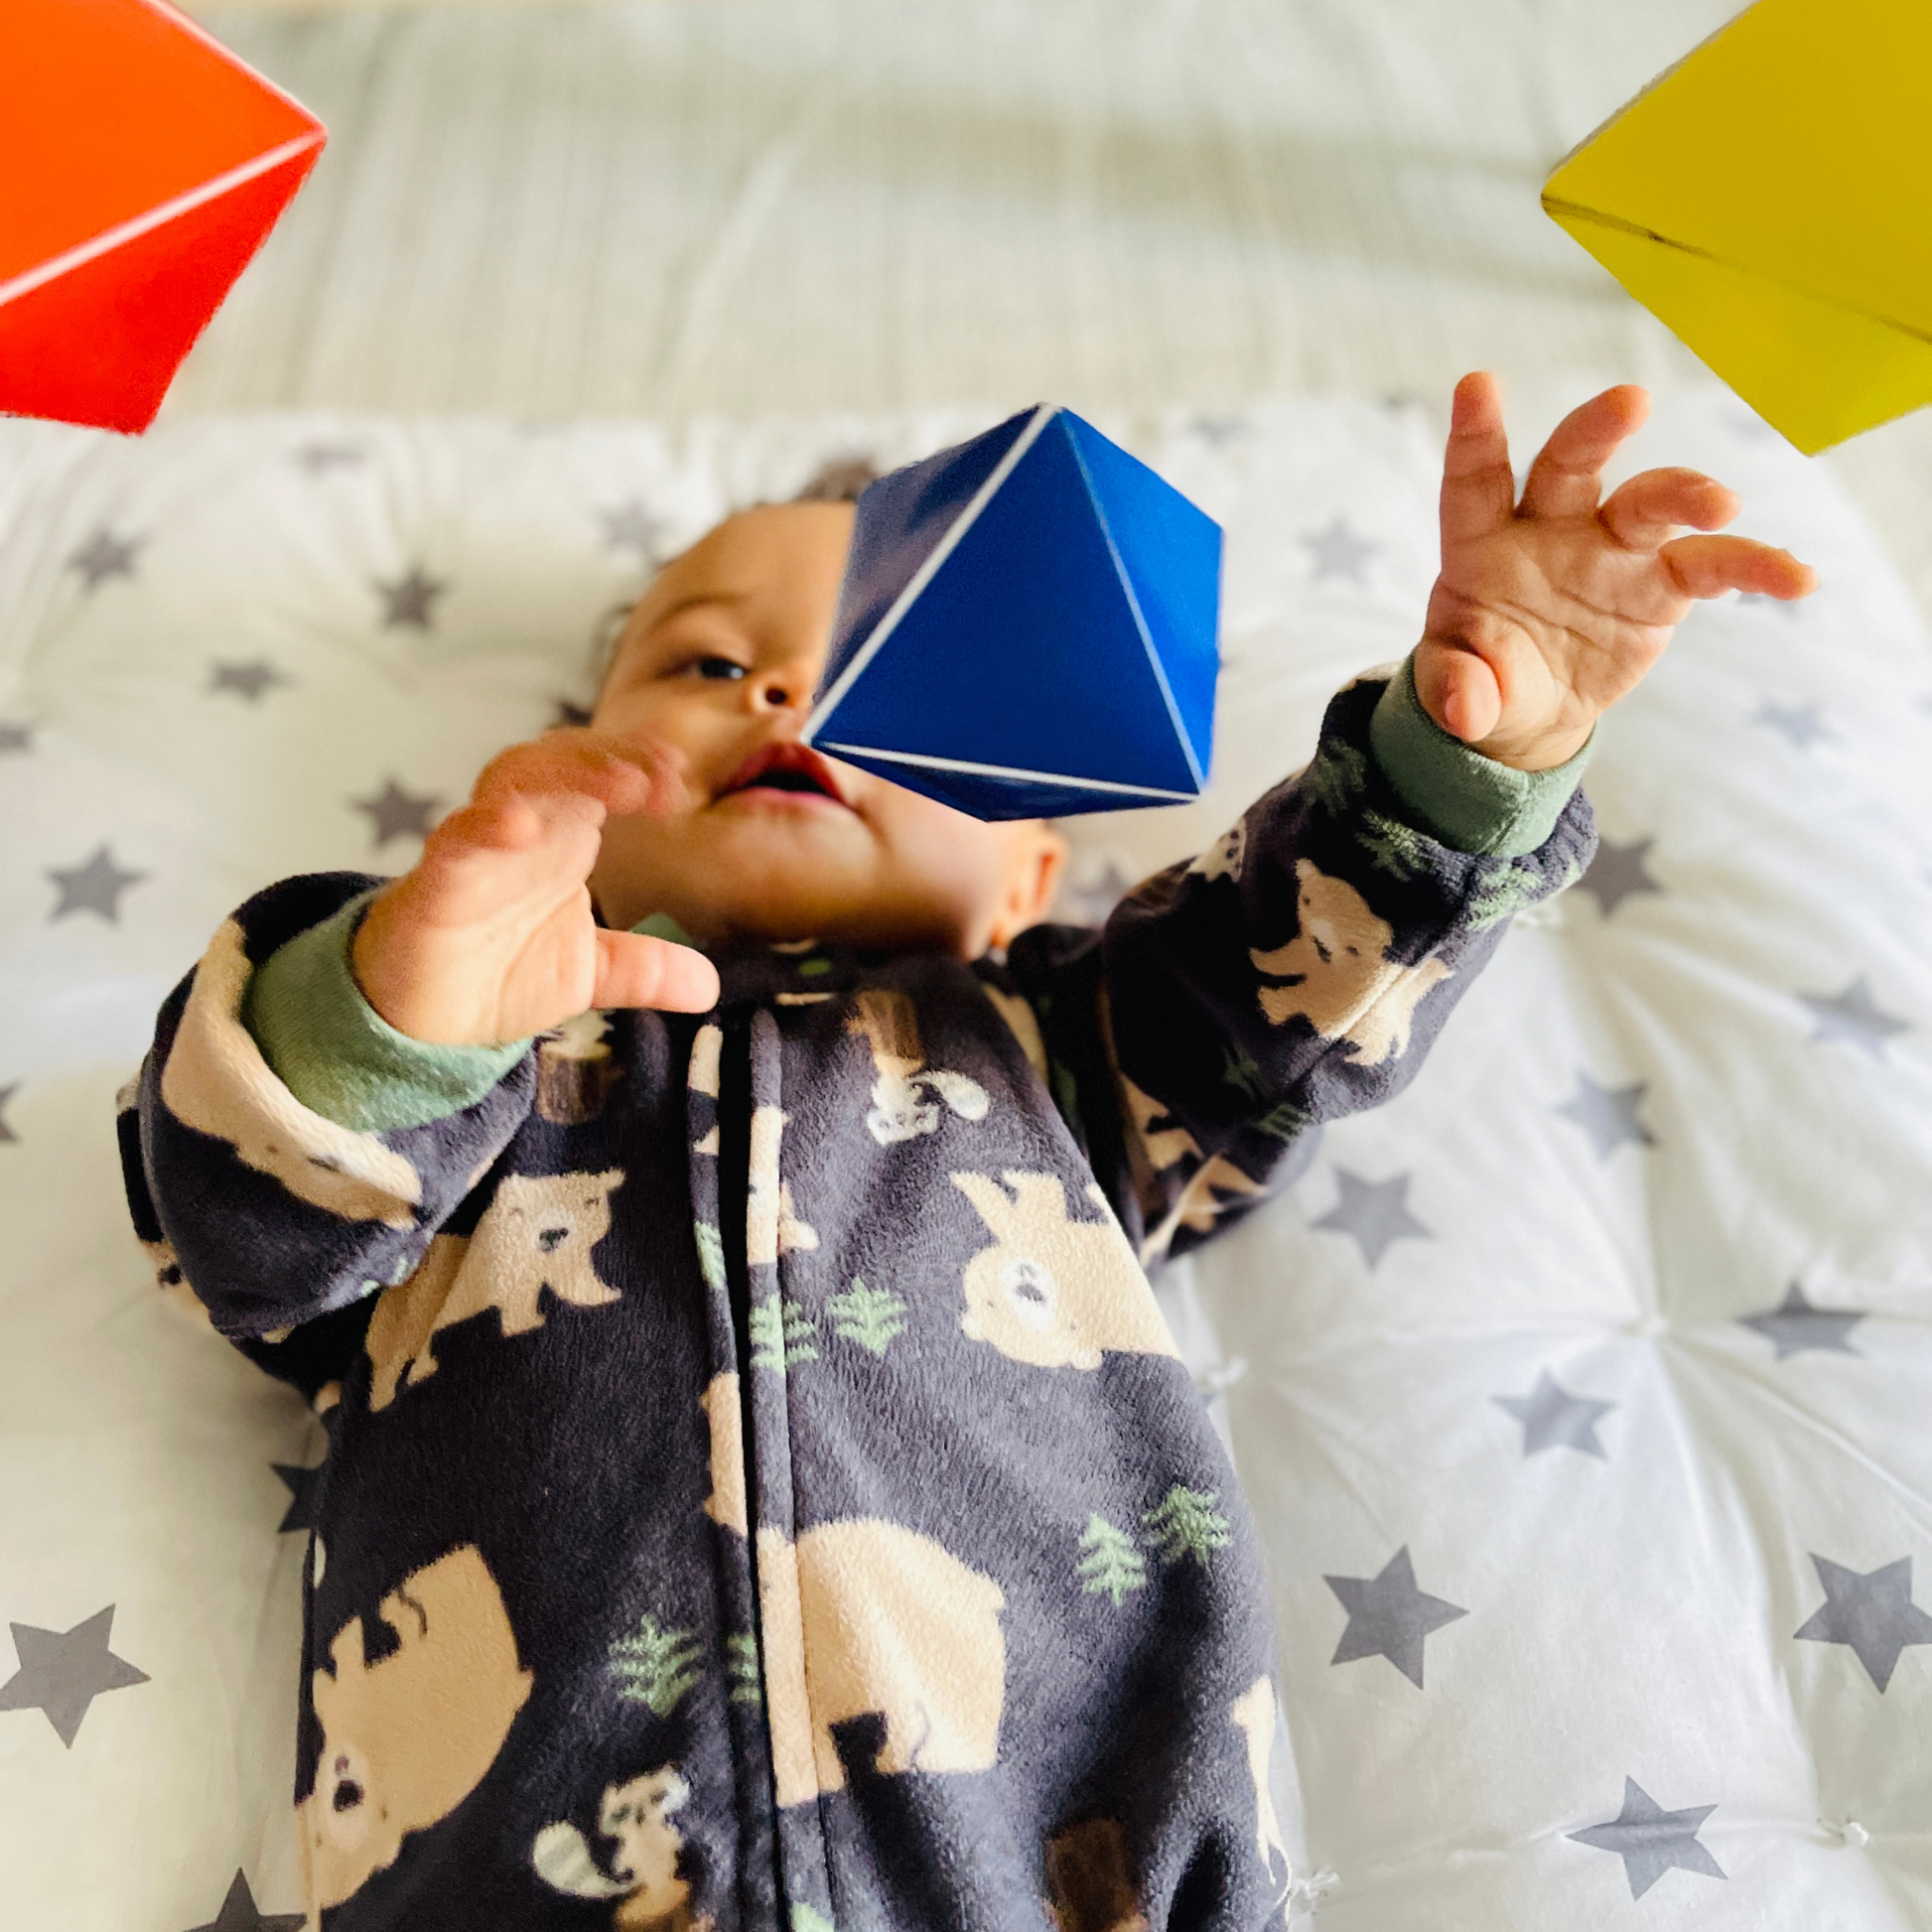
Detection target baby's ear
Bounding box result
[988,823,1068,947]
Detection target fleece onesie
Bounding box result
[120,664,1593,1932]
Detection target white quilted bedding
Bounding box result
[0,393,1926,1928]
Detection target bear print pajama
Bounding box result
[121,671,1594,1931]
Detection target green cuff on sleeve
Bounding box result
[1368,654,1594,859]
[240,892,531,1133]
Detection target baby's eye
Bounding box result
[694,656,748,682]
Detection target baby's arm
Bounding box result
[1017,376,1814,1264]
[123,734,716,1376]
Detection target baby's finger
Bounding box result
[1439,372,1517,544]
[473,730,688,821]
[1519,384,1650,521]
[592,930,721,1014]
[1660,534,1819,602]
[423,795,549,859]
[1600,468,1739,553]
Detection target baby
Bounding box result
[122,376,1811,1931]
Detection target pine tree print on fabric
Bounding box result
[694,1221,726,1294]
[1469,854,1582,930]
[608,1615,705,1717]
[1305,737,1368,815]
[1358,809,1431,880]
[1077,1513,1148,1606]
[726,1632,763,1708]
[1222,1046,1265,1102]
[750,1294,818,1371]
[1142,1485,1232,1570]
[828,1278,907,1357]
[1254,1099,1311,1144]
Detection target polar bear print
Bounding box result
[981,983,1050,1084]
[302,1545,533,1906]
[755,1518,1006,1808]
[161,918,422,1227]
[1187,817,1247,885]
[536,1010,624,1125]
[532,1765,712,1931]
[1228,1677,1292,1879]
[698,1372,749,1537]
[139,1237,215,1330]
[1248,859,1451,1067]
[745,1108,818,1266]
[952,1171,1179,1371]
[363,1169,625,1408]
[848,989,990,1145]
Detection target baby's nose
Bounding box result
[751,670,811,714]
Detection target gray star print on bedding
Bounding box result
[1,391,1927,1927]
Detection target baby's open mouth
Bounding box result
[717,741,851,807]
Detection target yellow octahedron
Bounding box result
[1543,0,1932,454]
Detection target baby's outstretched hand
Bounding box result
[1416,374,1818,769]
[350,732,720,1044]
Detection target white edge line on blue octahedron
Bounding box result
[801,403,1056,750]
[1060,418,1209,793]
[814,741,1195,803]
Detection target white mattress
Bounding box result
[0,392,1926,1927]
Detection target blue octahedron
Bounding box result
[801,404,1221,820]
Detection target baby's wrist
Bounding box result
[1466,719,1595,773]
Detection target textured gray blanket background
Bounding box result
[171,0,1932,621]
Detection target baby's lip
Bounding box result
[715,739,853,809]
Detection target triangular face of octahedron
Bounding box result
[806,406,1221,820]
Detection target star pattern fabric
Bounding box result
[1323,1547,1466,1688]
[3,395,1928,1925]
[1739,1283,1864,1359]
[1753,698,1829,749]
[272,1460,327,1534]
[47,845,147,922]
[183,1869,307,1932]
[352,779,443,847]
[597,500,670,564]
[1301,514,1377,584]
[1576,836,1662,917]
[69,528,143,591]
[1555,1072,1654,1160]
[1794,1556,1932,1692]
[1311,1168,1430,1268]
[1493,1371,1614,1458]
[1569,1779,1725,1898]
[1801,977,1908,1058]
[374,566,449,630]
[0,1606,148,1746]
[209,660,291,703]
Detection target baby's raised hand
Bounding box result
[1415,374,1817,769]
[350,732,719,1044]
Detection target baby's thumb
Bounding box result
[592,929,720,1014]
[1414,638,1503,744]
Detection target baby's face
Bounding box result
[588,502,1063,955]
